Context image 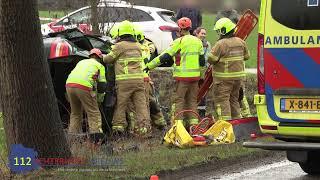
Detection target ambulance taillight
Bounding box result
[257,33,265,94]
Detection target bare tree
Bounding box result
[0,0,71,159]
[86,0,136,36]
[89,0,100,34]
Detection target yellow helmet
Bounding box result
[214,18,236,35]
[110,24,119,39]
[134,25,145,42]
[118,20,135,37]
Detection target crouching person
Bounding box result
[66,48,107,143]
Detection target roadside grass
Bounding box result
[202,13,258,68]
[39,10,65,19]
[17,142,261,179]
[40,20,52,24]
[0,113,9,176]
[0,113,5,155]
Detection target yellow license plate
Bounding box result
[280,98,320,113]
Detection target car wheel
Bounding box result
[299,151,320,175]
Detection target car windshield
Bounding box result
[158,11,176,24]
[271,0,320,30]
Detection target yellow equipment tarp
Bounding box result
[164,120,235,148]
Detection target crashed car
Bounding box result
[43,28,166,134]
[43,28,115,134]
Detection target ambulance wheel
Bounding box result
[299,151,320,175]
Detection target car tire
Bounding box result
[299,151,320,175]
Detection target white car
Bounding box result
[41,1,178,54]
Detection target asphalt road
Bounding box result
[208,160,320,180]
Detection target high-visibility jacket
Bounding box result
[66,58,106,91]
[141,40,153,82]
[147,34,204,81]
[103,39,144,82]
[208,37,250,80]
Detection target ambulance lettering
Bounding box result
[265,36,320,45]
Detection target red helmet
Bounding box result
[89,48,103,59]
[177,17,192,30]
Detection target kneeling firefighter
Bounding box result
[103,20,151,138]
[145,17,205,128]
[126,25,167,131]
[66,48,107,143]
[208,18,250,121]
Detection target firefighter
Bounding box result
[66,48,106,138]
[103,20,151,138]
[208,18,250,121]
[214,0,252,118]
[127,26,167,130]
[145,17,205,128]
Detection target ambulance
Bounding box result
[244,0,320,174]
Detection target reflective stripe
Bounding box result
[180,52,200,56]
[136,127,148,134]
[214,71,246,77]
[116,74,144,80]
[209,53,219,61]
[109,52,117,58]
[225,61,228,73]
[147,57,161,69]
[112,126,125,132]
[174,68,200,73]
[220,116,232,121]
[115,56,145,81]
[221,56,244,62]
[124,60,129,74]
[118,57,142,62]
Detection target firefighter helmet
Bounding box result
[89,48,103,59]
[214,18,236,35]
[110,24,119,39]
[177,17,192,30]
[134,25,145,42]
[118,20,135,36]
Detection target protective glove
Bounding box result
[97,93,105,103]
[144,58,149,65]
[143,67,150,73]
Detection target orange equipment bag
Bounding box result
[197,9,259,103]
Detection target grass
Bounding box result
[202,13,258,68]
[0,113,9,176]
[39,10,65,19]
[0,113,5,155]
[15,142,260,179]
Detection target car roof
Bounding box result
[98,3,174,13]
[60,3,174,20]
